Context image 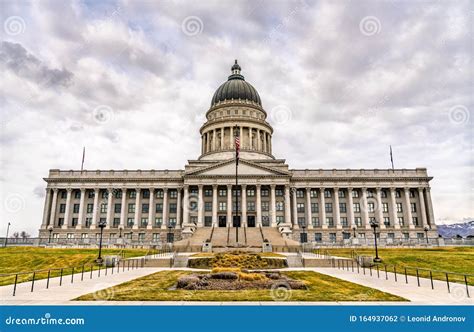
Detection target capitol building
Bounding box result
[39,61,438,248]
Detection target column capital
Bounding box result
[241,184,247,189]
[80,188,86,193]
[389,187,397,192]
[375,187,382,192]
[212,184,218,189]
[319,187,325,192]
[270,184,276,189]
[135,188,141,192]
[198,184,203,189]
[66,188,72,193]
[94,188,100,193]
[417,187,424,192]
[333,187,339,192]
[107,188,114,193]
[404,187,410,192]
[162,187,168,192]
[256,184,261,189]
[227,184,232,189]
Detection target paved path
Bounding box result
[303,267,474,304]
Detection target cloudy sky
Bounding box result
[0,0,471,236]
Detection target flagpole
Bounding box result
[234,124,239,244]
[390,145,394,171]
[81,146,85,173]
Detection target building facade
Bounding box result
[39,61,438,246]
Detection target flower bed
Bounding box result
[188,251,287,269]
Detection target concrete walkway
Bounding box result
[0,267,164,305]
[304,267,474,304]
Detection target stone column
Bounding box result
[404,188,414,229]
[197,185,204,227]
[241,184,247,227]
[390,188,400,229]
[361,188,370,229]
[212,185,218,227]
[248,128,252,149]
[376,187,385,229]
[220,128,224,150]
[229,126,233,148]
[147,188,154,229]
[133,189,141,229]
[76,189,85,229]
[269,134,272,154]
[49,189,58,227]
[257,130,261,151]
[212,129,216,151]
[91,188,100,229]
[105,188,114,229]
[334,187,341,229]
[206,132,210,153]
[319,188,326,229]
[41,189,52,229]
[425,188,435,228]
[306,187,313,229]
[292,187,299,229]
[62,188,72,229]
[347,187,354,228]
[161,188,168,229]
[227,185,232,227]
[183,186,189,226]
[263,132,267,152]
[120,188,127,228]
[418,188,428,228]
[239,126,243,148]
[176,187,182,229]
[270,185,276,227]
[256,184,262,226]
[284,185,291,227]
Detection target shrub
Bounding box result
[177,276,200,289]
[212,267,241,273]
[210,272,238,280]
[238,272,267,281]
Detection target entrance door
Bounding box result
[218,216,227,227]
[232,216,241,227]
[247,216,255,227]
[300,232,307,243]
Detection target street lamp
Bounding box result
[424,226,429,244]
[352,226,356,238]
[47,225,53,244]
[118,225,123,238]
[370,220,381,263]
[96,220,107,264]
[5,222,11,247]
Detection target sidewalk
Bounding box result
[302,267,474,304]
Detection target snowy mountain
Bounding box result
[437,221,474,238]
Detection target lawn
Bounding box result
[75,270,407,302]
[326,247,474,285]
[0,246,148,286]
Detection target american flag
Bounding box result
[235,135,240,163]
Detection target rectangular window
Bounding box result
[355,217,362,227]
[329,233,336,242]
[312,217,320,227]
[115,191,122,199]
[369,217,376,224]
[276,216,284,224]
[88,191,94,198]
[219,202,226,211]
[73,204,80,213]
[367,190,374,198]
[247,202,255,212]
[324,190,331,198]
[61,191,67,199]
[275,189,284,196]
[403,232,409,239]
[152,233,160,241]
[314,233,322,243]
[383,217,390,226]
[262,202,269,211]
[113,218,120,227]
[395,190,401,198]
[353,203,360,213]
[100,203,107,214]
[114,203,121,213]
[397,203,403,213]
[155,218,162,227]
[219,189,227,197]
[247,189,255,197]
[339,203,346,213]
[128,203,135,213]
[338,190,345,198]
[326,217,334,227]
[341,217,348,227]
[204,189,212,197]
[296,189,304,198]
[352,190,359,198]
[297,203,305,213]
[410,190,416,198]
[59,204,66,213]
[101,191,108,199]
[417,232,424,239]
[311,203,319,213]
[204,216,212,227]
[387,232,395,239]
[85,218,92,227]
[310,189,318,198]
[155,203,163,213]
[261,189,269,197]
[297,217,306,226]
[368,202,375,213]
[155,190,163,198]
[71,218,78,226]
[169,190,178,199]
[74,191,81,199]
[276,201,284,211]
[142,203,149,214]
[169,203,177,214]
[142,190,150,199]
[129,191,136,199]
[141,218,148,227]
[325,203,332,213]
[204,202,212,211]
[138,233,145,241]
[411,203,417,213]
[382,203,389,213]
[413,217,419,226]
[398,217,404,226]
[127,218,134,227]
[381,190,388,198]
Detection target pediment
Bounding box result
[185,159,289,177]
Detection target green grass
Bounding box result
[0,247,148,286]
[326,247,474,285]
[75,270,407,302]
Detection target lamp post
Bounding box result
[47,225,53,244]
[424,226,429,244]
[118,225,123,238]
[96,220,107,264]
[4,222,11,247]
[370,220,381,262]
